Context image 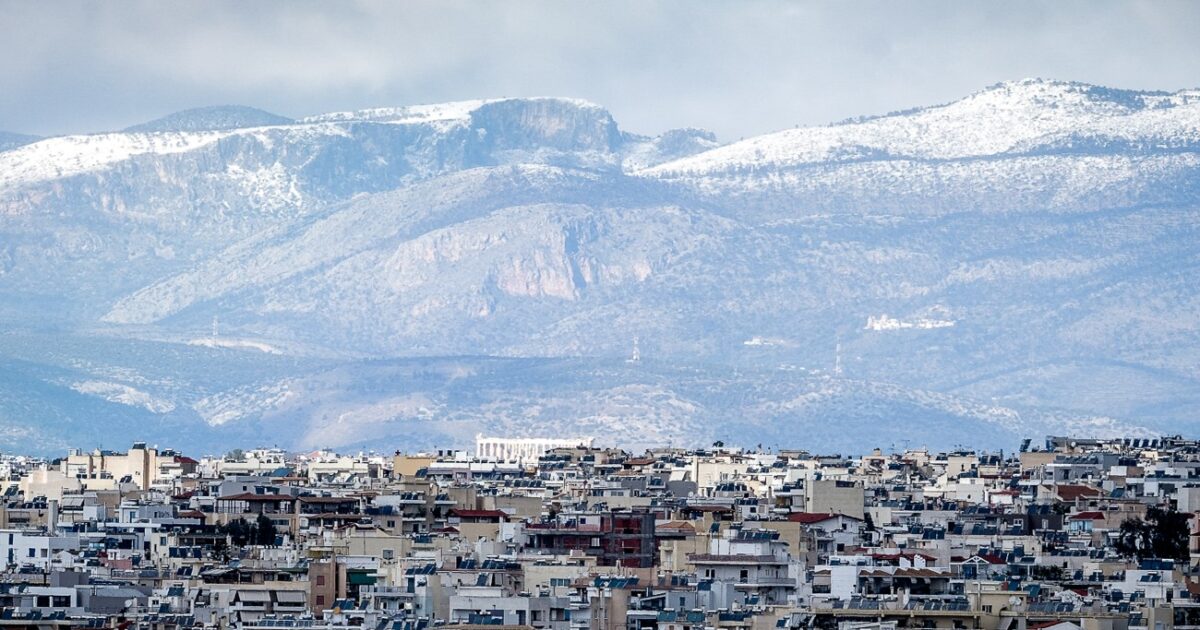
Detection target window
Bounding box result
[316,595,325,607]
[383,549,394,560]
[316,575,326,586]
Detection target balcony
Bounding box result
[688,554,787,565]
[735,576,796,588]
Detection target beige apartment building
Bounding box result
[63,443,197,490]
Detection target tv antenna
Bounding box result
[627,337,641,364]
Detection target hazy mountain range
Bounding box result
[2,79,1197,455]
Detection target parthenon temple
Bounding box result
[474,434,594,463]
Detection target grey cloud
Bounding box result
[2,0,1198,140]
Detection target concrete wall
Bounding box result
[807,480,865,519]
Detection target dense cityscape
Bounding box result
[4,4,1199,630]
[0,434,1197,630]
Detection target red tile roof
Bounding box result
[657,520,698,533]
[1055,485,1102,501]
[788,512,861,524]
[449,509,507,520]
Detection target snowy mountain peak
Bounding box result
[123,105,294,133]
[959,78,1200,114]
[300,99,491,125]
[646,79,1200,177]
[300,97,607,126]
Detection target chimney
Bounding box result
[48,499,59,535]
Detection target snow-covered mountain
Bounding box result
[648,79,1200,219]
[0,97,713,320]
[1,79,1197,455]
[655,80,1200,170]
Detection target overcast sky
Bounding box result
[3,0,1199,141]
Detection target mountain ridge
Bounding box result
[647,78,1200,178]
[0,80,1197,454]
